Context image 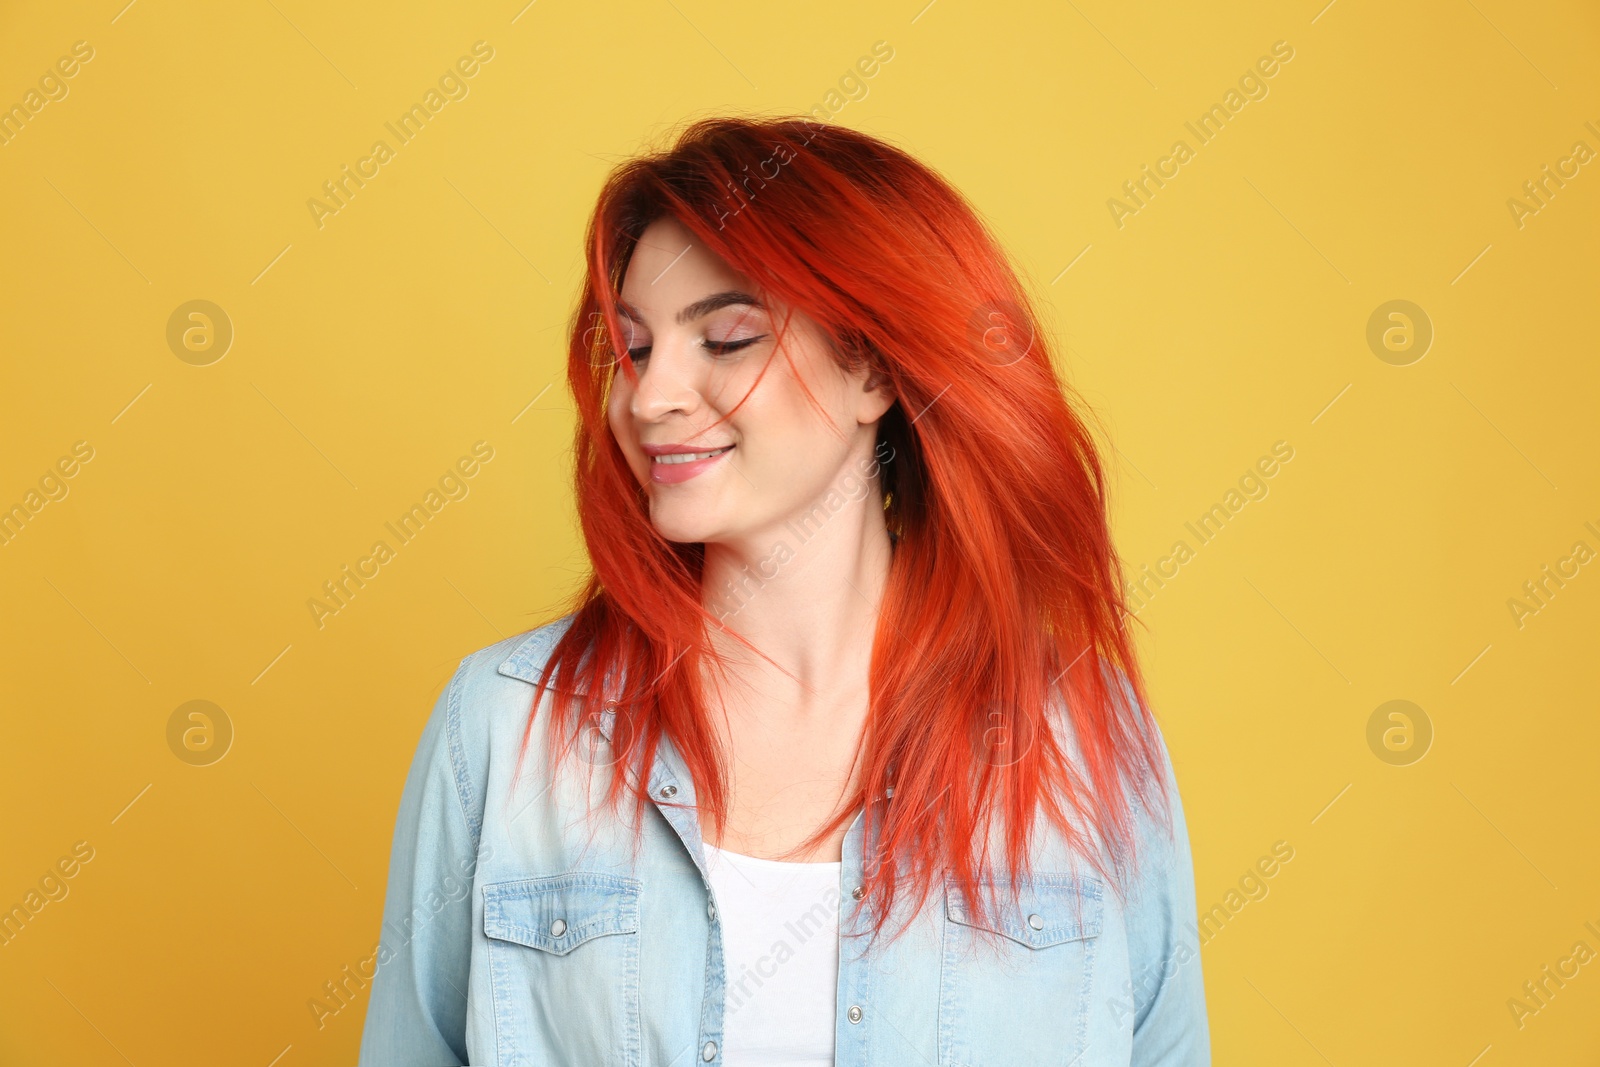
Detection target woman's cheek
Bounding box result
[605,399,644,483]
[606,389,630,442]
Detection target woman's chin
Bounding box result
[648,512,723,545]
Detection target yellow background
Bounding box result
[1,0,1596,1063]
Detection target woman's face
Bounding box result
[606,215,895,547]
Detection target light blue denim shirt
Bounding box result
[358,614,1209,1066]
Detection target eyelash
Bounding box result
[625,336,765,362]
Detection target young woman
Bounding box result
[359,116,1209,1066]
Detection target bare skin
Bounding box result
[605,216,896,863]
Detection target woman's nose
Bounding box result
[630,341,703,422]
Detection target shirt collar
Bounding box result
[496,622,622,747]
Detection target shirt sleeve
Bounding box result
[358,657,483,1066]
[1124,715,1211,1066]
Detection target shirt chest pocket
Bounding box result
[938,874,1104,1067]
[481,872,643,1067]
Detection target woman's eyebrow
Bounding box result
[615,290,765,326]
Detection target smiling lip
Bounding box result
[641,441,735,456]
[643,443,734,484]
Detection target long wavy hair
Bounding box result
[519,115,1170,948]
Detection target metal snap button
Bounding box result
[701,1039,718,1061]
[851,885,865,900]
[1027,913,1044,931]
[660,783,678,799]
[550,918,567,937]
[848,1004,863,1023]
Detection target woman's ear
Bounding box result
[837,331,896,421]
[856,364,897,423]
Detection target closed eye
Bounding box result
[626,336,767,362]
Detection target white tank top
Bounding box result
[702,842,843,1065]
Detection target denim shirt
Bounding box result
[358,614,1210,1066]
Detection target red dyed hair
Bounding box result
[519,115,1171,947]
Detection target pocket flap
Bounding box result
[945,874,1103,948]
[482,872,641,955]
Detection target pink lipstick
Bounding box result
[642,442,735,485]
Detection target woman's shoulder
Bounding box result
[408,613,583,831]
[455,612,579,685]
[435,612,582,748]
[1042,659,1187,885]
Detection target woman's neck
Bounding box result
[700,494,892,709]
